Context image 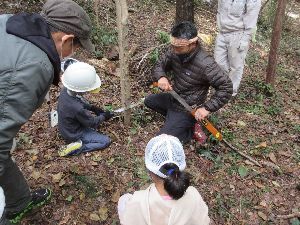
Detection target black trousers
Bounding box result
[144,93,196,143]
[0,152,31,221]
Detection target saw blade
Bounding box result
[113,98,145,113]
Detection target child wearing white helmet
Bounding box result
[118,134,210,225]
[57,61,114,156]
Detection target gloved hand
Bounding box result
[91,106,104,115]
[101,111,114,121]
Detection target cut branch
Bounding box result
[222,139,263,167]
[277,212,300,219]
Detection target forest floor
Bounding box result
[1,0,299,224]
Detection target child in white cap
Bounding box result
[118,134,210,225]
[57,61,114,156]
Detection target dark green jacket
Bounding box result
[0,13,60,152]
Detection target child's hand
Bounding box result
[102,111,114,121]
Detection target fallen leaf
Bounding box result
[89,213,100,221]
[98,207,108,221]
[59,179,66,187]
[278,150,292,157]
[80,192,85,200]
[258,211,267,220]
[52,172,63,183]
[268,152,277,163]
[25,149,38,155]
[65,195,73,202]
[259,200,267,207]
[237,120,246,127]
[272,181,280,187]
[238,166,248,178]
[32,155,38,161]
[254,181,265,189]
[58,213,71,225]
[255,142,267,148]
[111,190,120,203]
[31,171,41,180]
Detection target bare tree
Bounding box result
[116,0,131,125]
[175,0,194,24]
[266,0,288,85]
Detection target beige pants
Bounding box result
[214,32,251,95]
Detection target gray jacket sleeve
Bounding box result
[0,61,53,152]
[243,0,262,33]
[202,58,233,112]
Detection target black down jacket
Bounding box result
[153,43,233,112]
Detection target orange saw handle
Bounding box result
[153,82,222,141]
[200,118,223,141]
[152,82,159,87]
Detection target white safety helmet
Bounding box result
[61,62,101,92]
[145,134,186,178]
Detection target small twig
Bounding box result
[277,212,300,219]
[131,43,168,61]
[137,51,150,70]
[222,139,263,167]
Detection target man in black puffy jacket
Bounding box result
[145,21,233,143]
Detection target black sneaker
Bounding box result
[7,188,52,224]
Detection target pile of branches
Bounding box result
[130,43,169,88]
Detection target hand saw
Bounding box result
[153,82,222,141]
[152,82,262,167]
[113,98,145,113]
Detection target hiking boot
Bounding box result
[58,140,82,157]
[7,188,52,224]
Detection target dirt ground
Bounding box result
[1,0,299,224]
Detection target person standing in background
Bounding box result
[214,0,261,96]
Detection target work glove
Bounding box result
[101,111,114,121]
[91,106,104,115]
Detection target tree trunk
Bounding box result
[265,0,287,85]
[116,0,131,125]
[175,0,194,24]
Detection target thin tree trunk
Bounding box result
[266,0,288,85]
[116,0,131,125]
[175,0,194,24]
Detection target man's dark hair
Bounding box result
[171,21,198,40]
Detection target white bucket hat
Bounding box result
[61,62,101,92]
[145,134,186,178]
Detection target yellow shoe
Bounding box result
[58,140,82,157]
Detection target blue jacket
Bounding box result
[57,88,105,143]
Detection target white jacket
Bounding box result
[217,0,261,34]
[118,184,210,225]
[0,187,5,218]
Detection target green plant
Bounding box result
[246,50,261,66]
[222,128,235,141]
[214,193,235,222]
[149,48,160,65]
[132,107,153,129]
[91,26,117,48]
[254,81,275,97]
[17,133,32,145]
[266,104,281,116]
[157,30,170,44]
[73,175,98,198]
[293,125,300,133]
